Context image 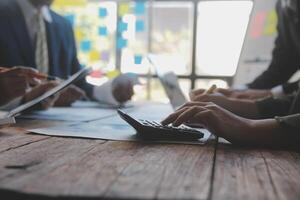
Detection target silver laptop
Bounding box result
[148,54,210,138]
[148,54,187,110]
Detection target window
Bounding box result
[151,1,194,75]
[196,1,253,76]
[52,0,257,101]
[53,1,117,70]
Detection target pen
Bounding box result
[204,84,217,94]
[31,73,61,81]
[0,67,60,81]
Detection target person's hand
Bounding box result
[188,91,260,119]
[54,84,86,107]
[229,89,272,100]
[112,75,134,103]
[0,67,41,105]
[23,81,60,110]
[161,102,284,146]
[191,88,273,100]
[190,88,206,100]
[162,102,253,144]
[215,88,272,100]
[190,87,236,101]
[190,91,232,108]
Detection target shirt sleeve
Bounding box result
[232,84,249,90]
[271,81,300,97]
[256,95,294,118]
[276,114,300,132]
[282,81,300,94]
[92,73,139,105]
[271,85,285,98]
[275,114,300,143]
[92,80,119,106]
[248,2,299,89]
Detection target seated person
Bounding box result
[162,83,300,148]
[0,0,134,107]
[192,0,300,100]
[0,66,59,110]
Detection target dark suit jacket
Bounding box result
[248,0,300,91]
[0,0,93,96]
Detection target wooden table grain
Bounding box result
[0,119,299,200]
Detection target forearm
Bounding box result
[227,99,260,119]
[255,96,293,119]
[246,119,298,148]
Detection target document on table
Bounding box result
[19,101,160,122]
[19,100,135,122]
[28,119,211,145]
[28,103,212,145]
[19,107,117,122]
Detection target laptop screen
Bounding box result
[148,54,187,109]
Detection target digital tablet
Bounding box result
[6,68,91,118]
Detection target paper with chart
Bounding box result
[19,100,134,122]
[28,103,212,145]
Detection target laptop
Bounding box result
[148,54,187,110]
[148,54,208,129]
[0,68,91,126]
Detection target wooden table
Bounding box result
[0,119,300,200]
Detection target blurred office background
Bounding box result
[52,0,277,102]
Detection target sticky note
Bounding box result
[90,69,104,78]
[89,50,100,61]
[135,20,145,32]
[98,26,108,36]
[135,1,145,15]
[54,0,87,7]
[75,28,83,41]
[117,37,127,49]
[65,14,75,27]
[101,51,110,62]
[119,2,130,16]
[263,10,277,36]
[80,40,91,52]
[250,12,266,39]
[107,70,120,78]
[99,7,108,17]
[118,21,128,33]
[134,55,143,64]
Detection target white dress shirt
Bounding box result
[17,0,52,43]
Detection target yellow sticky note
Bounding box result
[263,10,277,36]
[89,50,101,61]
[119,3,130,16]
[75,29,83,41]
[107,70,120,78]
[53,0,87,7]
